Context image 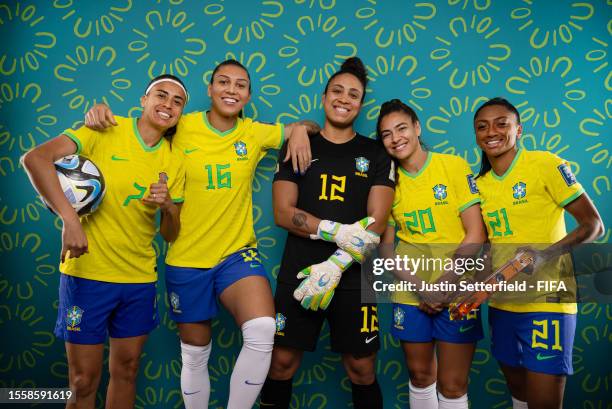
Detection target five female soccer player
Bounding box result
[25,56,604,409]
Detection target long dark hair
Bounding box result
[323,57,368,102]
[144,74,188,144]
[474,97,521,177]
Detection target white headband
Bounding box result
[145,78,189,102]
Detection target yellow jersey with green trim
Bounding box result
[61,116,186,283]
[166,112,284,268]
[477,149,584,313]
[389,152,481,305]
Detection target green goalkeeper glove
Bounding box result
[311,217,379,263]
[293,249,353,311]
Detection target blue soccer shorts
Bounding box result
[165,248,268,323]
[55,274,158,344]
[489,307,575,375]
[390,303,483,343]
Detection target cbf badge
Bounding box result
[393,306,405,330]
[356,157,369,172]
[433,184,448,200]
[66,305,84,331]
[234,141,248,160]
[355,156,370,177]
[170,292,182,314]
[512,181,527,199]
[275,312,286,336]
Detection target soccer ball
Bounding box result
[51,155,106,216]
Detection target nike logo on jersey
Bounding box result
[536,353,555,361]
[365,335,378,344]
[244,380,264,386]
[183,390,200,395]
[184,148,199,154]
[459,325,475,333]
[249,263,260,268]
[111,155,128,161]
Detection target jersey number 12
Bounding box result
[319,174,346,202]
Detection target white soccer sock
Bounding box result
[512,396,529,409]
[227,316,275,409]
[409,381,439,409]
[438,392,468,409]
[180,341,212,409]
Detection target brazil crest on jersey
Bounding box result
[166,112,284,268]
[389,152,481,304]
[477,149,585,313]
[61,116,185,283]
[274,133,395,290]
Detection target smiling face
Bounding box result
[208,64,251,118]
[379,110,422,160]
[474,104,522,159]
[140,81,186,130]
[322,72,364,128]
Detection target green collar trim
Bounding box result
[133,118,163,152]
[399,151,432,179]
[491,148,522,181]
[203,111,238,137]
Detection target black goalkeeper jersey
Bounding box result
[273,132,395,290]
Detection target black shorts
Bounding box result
[273,282,380,354]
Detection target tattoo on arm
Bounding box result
[298,120,321,136]
[292,211,308,229]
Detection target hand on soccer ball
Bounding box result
[293,250,352,311]
[314,217,380,263]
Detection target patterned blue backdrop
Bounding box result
[1,1,610,408]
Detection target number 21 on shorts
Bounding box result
[531,319,562,351]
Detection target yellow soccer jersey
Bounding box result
[61,116,186,283]
[166,112,284,268]
[477,149,584,313]
[389,152,481,304]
